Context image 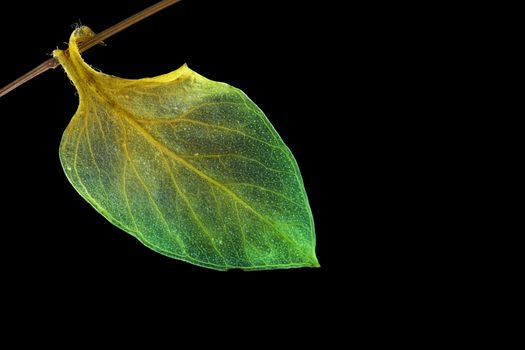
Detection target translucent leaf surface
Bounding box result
[54,27,318,270]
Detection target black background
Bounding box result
[0,0,352,297]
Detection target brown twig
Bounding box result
[0,0,182,98]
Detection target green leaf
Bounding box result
[54,27,318,270]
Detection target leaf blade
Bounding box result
[55,27,318,270]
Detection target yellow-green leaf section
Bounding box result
[54,27,318,271]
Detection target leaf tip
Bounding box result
[299,250,321,269]
[310,255,321,268]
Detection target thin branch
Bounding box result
[0,59,58,98]
[0,0,182,98]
